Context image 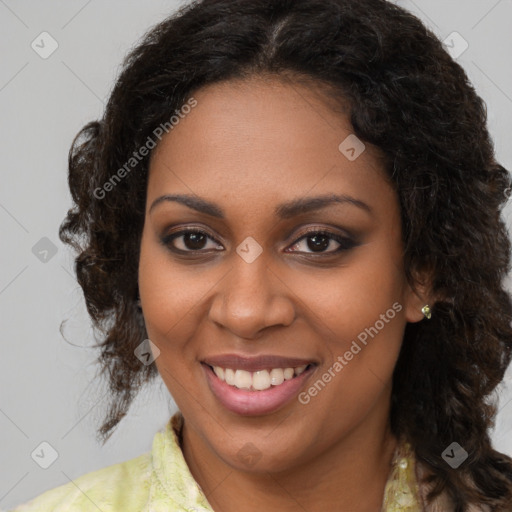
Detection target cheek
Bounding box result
[137,235,211,403]
[295,277,405,441]
[137,231,202,351]
[299,245,405,337]
[296,243,406,398]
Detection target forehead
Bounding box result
[146,76,393,220]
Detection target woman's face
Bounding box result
[138,76,425,473]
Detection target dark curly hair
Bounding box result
[59,0,512,509]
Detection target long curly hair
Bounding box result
[59,0,512,509]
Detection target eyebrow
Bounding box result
[148,193,372,218]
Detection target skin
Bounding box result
[138,75,431,512]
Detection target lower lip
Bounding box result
[202,363,316,416]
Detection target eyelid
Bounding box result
[291,225,354,241]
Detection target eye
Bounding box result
[161,228,223,253]
[161,227,357,255]
[286,228,357,255]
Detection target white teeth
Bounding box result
[225,368,235,386]
[294,364,307,376]
[210,364,311,391]
[253,370,272,390]
[213,366,224,380]
[269,368,284,386]
[283,368,294,380]
[234,369,252,389]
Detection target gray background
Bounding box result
[1,0,511,509]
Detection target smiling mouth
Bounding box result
[203,363,315,391]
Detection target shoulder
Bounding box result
[9,451,152,512]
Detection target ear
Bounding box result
[403,267,435,323]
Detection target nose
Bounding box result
[208,252,296,339]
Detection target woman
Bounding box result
[11,0,512,510]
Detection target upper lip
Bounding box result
[202,354,317,372]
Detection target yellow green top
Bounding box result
[10,412,426,512]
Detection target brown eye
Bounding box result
[161,228,223,253]
[287,229,357,254]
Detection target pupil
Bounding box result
[307,234,329,252]
[185,232,206,250]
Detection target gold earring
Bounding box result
[421,305,431,319]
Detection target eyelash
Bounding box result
[160,227,357,256]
